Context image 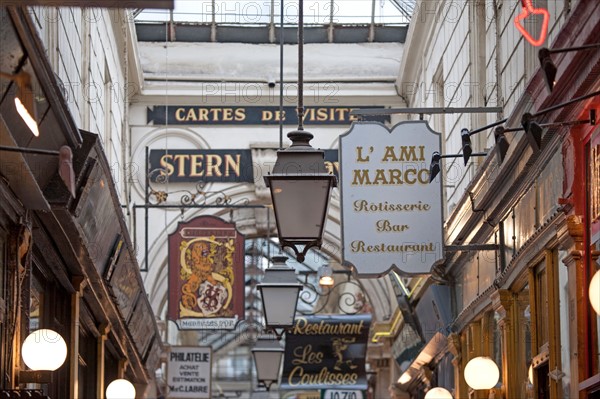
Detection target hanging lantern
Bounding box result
[257,256,303,338]
[251,336,284,391]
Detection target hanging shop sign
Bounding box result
[321,390,365,399]
[148,148,339,183]
[339,121,444,276]
[147,106,389,126]
[167,346,212,399]
[149,149,254,183]
[280,315,371,391]
[168,216,245,330]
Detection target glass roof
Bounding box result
[136,0,415,25]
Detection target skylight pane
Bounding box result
[135,0,414,25]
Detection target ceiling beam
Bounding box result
[1,0,173,8]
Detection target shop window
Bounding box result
[30,259,70,399]
[29,277,43,332]
[0,227,7,388]
[517,283,533,399]
[588,134,600,383]
[558,251,572,398]
[492,312,502,385]
[534,264,549,351]
[78,327,97,398]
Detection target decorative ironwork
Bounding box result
[297,271,370,316]
[148,167,250,207]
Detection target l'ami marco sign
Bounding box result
[281,315,371,391]
[149,149,340,183]
[146,105,389,125]
[339,121,444,276]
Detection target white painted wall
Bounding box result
[398,0,571,217]
[31,6,134,203]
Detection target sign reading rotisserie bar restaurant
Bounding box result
[281,315,371,391]
[339,121,444,276]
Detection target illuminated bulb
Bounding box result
[464,356,499,390]
[590,269,600,315]
[21,329,67,371]
[15,97,39,137]
[425,387,453,399]
[318,265,334,287]
[528,364,534,384]
[398,372,411,384]
[106,379,136,399]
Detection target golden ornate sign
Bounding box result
[168,216,244,330]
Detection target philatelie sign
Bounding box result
[168,216,245,330]
[281,315,371,391]
[167,346,212,398]
[339,121,444,276]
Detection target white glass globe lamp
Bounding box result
[106,379,136,399]
[21,329,67,371]
[589,269,600,315]
[464,356,499,390]
[424,387,453,399]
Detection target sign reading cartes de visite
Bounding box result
[168,216,245,330]
[167,346,212,399]
[149,149,253,183]
[339,121,444,276]
[147,106,389,125]
[280,315,371,391]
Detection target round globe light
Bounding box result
[21,329,67,371]
[464,356,499,390]
[589,269,600,315]
[425,387,453,399]
[106,379,136,399]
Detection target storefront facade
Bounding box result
[0,5,162,398]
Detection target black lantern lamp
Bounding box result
[257,256,303,339]
[521,112,543,152]
[251,336,284,391]
[538,43,600,92]
[494,126,510,163]
[461,128,472,165]
[265,131,337,262]
[263,0,337,263]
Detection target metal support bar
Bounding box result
[547,42,600,54]
[134,204,266,210]
[440,152,487,159]
[445,244,499,252]
[467,90,600,136]
[533,89,600,118]
[0,145,59,156]
[350,107,503,116]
